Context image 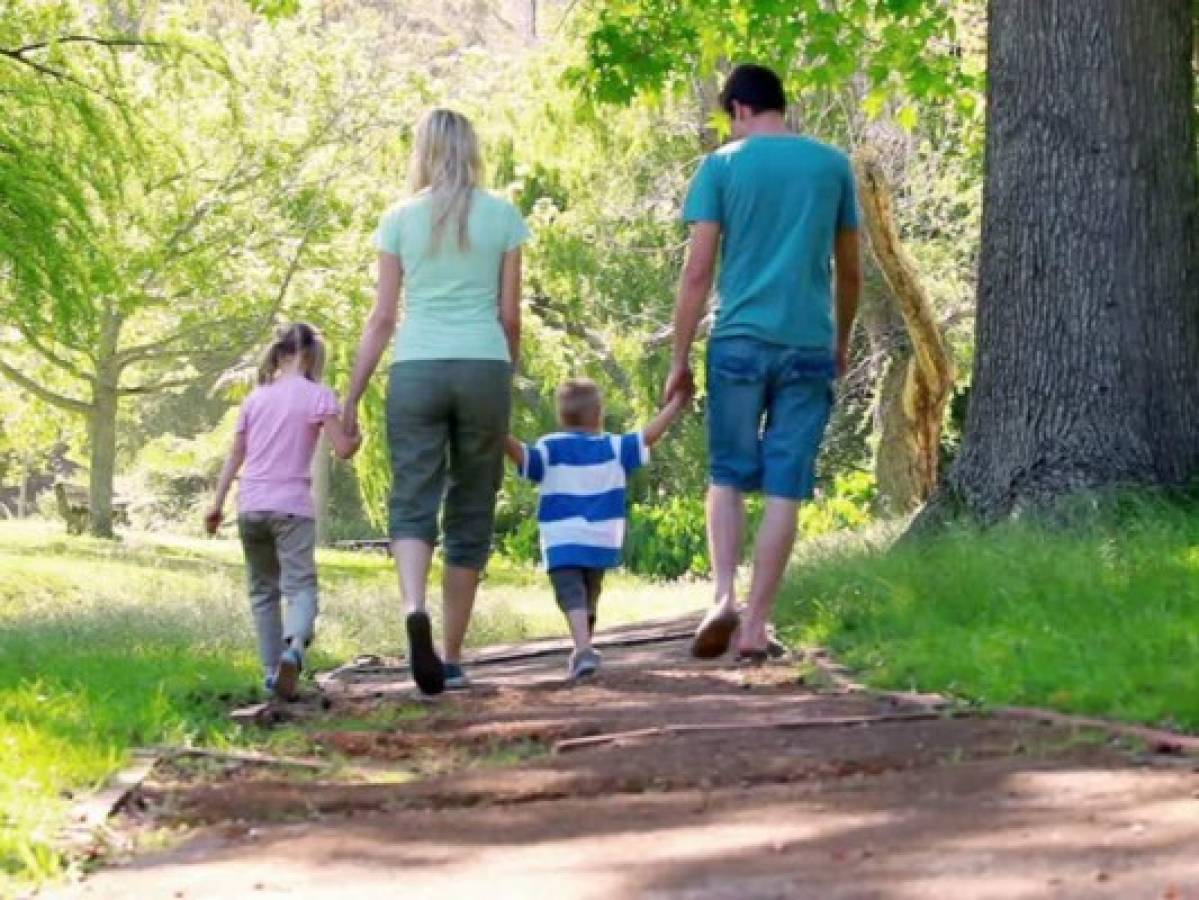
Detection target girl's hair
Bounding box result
[257,323,326,385]
[407,108,481,253]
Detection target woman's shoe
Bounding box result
[406,611,446,695]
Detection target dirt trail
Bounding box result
[54,618,1199,899]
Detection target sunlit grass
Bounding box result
[0,520,707,889]
[778,501,1199,732]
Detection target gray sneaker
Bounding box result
[568,648,602,681]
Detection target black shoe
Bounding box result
[406,611,445,695]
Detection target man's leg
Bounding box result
[738,497,798,652]
[746,349,836,653]
[706,484,745,616]
[693,338,767,658]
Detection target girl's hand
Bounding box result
[204,507,223,536]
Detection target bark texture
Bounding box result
[925,0,1199,524]
[854,147,955,514]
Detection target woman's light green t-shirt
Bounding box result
[374,189,530,362]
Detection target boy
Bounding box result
[505,378,689,680]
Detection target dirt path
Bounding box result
[55,618,1199,899]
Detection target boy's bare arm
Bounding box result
[642,392,690,448]
[504,435,526,468]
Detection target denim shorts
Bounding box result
[706,336,835,501]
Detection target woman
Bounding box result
[344,109,527,695]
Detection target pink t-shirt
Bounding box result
[235,374,340,519]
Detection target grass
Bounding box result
[776,500,1199,733]
[0,520,707,891]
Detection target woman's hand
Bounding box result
[342,402,360,441]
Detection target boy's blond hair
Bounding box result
[556,378,603,429]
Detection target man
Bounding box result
[665,63,862,661]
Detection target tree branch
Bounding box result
[0,357,91,414]
[13,325,95,383]
[118,376,197,396]
[8,36,168,55]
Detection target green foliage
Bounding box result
[572,0,978,116]
[625,494,714,579]
[777,496,1199,730]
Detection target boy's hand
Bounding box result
[203,507,222,536]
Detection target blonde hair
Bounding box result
[407,108,482,253]
[257,322,326,385]
[555,378,603,430]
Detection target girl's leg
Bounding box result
[275,515,319,652]
[239,514,283,676]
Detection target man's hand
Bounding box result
[663,364,695,404]
[204,507,222,536]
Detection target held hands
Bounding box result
[663,363,695,405]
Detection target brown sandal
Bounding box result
[691,608,740,659]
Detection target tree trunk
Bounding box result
[923,0,1199,524]
[88,383,118,538]
[854,147,955,514]
[88,306,123,538]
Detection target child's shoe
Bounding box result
[568,647,602,681]
[443,662,472,690]
[274,647,303,701]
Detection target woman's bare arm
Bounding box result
[344,252,403,434]
[499,247,522,369]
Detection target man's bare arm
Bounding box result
[665,221,721,402]
[833,228,862,377]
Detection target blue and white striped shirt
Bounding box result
[519,431,649,570]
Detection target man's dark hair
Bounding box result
[719,64,787,117]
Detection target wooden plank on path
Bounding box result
[553,711,959,754]
[60,749,159,849]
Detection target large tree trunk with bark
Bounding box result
[923,0,1199,525]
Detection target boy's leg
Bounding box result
[550,568,594,651]
[273,515,319,652]
[584,568,604,636]
[238,514,283,675]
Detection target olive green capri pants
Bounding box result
[386,360,512,571]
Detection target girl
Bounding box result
[206,323,360,700]
[343,108,527,695]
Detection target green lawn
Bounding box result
[777,500,1199,733]
[0,521,707,889]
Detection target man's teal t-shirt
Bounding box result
[682,134,859,351]
[374,189,530,362]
